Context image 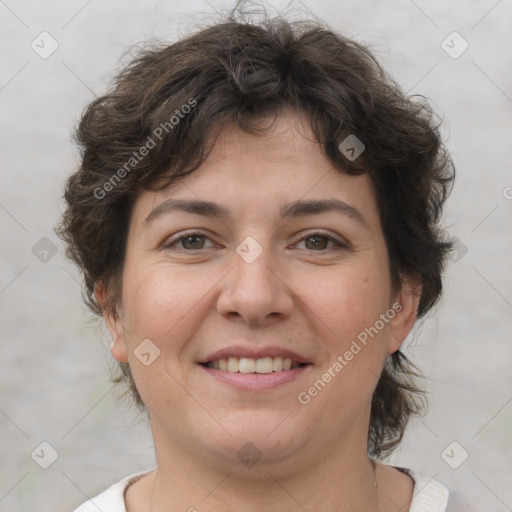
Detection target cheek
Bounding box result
[297,265,391,418]
[119,263,210,408]
[122,263,213,339]
[300,261,390,343]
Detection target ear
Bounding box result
[386,274,422,355]
[95,280,128,363]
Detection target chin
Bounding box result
[192,410,312,469]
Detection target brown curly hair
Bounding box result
[55,7,455,459]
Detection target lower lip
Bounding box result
[199,364,312,390]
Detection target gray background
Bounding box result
[1,0,511,510]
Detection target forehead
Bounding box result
[130,110,378,228]
[206,110,314,163]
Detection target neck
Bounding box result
[142,442,382,512]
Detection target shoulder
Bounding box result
[393,466,457,512]
[395,466,474,512]
[71,470,153,512]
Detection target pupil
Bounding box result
[306,236,326,250]
[183,235,203,249]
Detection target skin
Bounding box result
[96,109,420,512]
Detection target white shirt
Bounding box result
[72,466,466,511]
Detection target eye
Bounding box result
[163,230,216,251]
[294,231,348,252]
[162,230,349,253]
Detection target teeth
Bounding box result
[208,356,302,373]
[239,357,256,373]
[272,356,283,371]
[255,357,273,374]
[227,357,238,372]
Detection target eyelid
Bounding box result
[292,229,350,250]
[163,228,350,252]
[162,229,216,249]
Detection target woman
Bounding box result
[56,6,466,511]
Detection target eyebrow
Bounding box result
[143,198,370,229]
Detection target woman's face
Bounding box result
[101,110,418,473]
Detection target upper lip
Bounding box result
[199,346,311,365]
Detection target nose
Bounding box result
[216,241,294,325]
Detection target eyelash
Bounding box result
[162,229,349,253]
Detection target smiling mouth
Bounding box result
[201,356,309,373]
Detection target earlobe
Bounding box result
[387,275,422,355]
[94,281,129,363]
[105,312,128,364]
[110,338,129,363]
